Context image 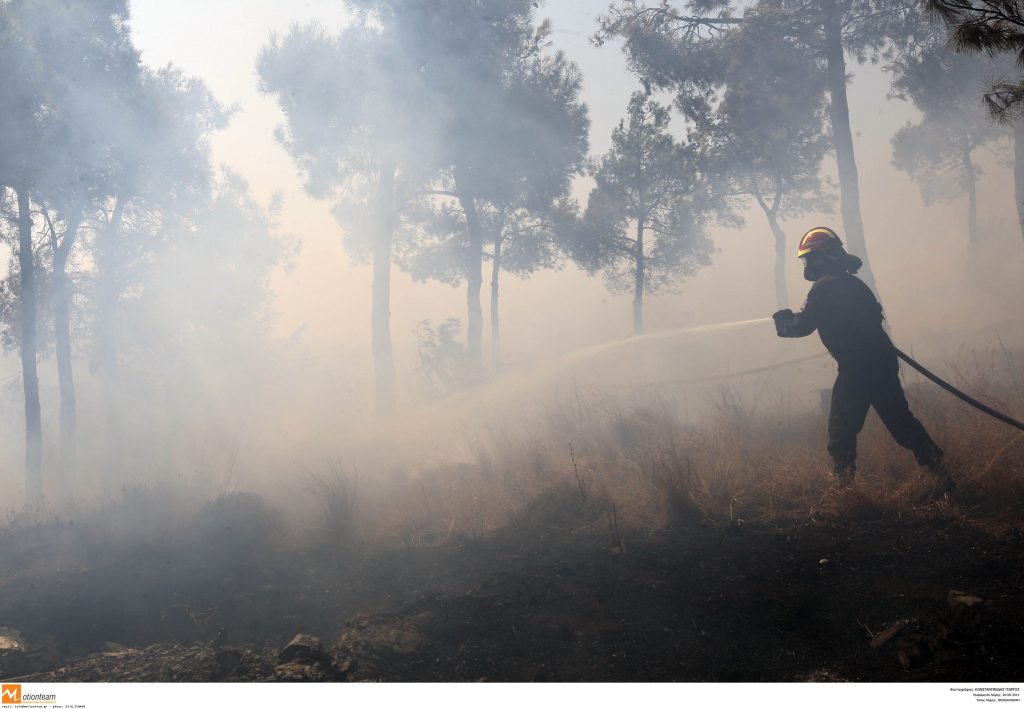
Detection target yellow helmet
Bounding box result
[797,226,842,258]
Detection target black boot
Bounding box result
[925,456,957,496]
[833,464,856,488]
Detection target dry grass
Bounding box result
[8,351,1019,550]
[354,349,1024,543]
[300,459,358,542]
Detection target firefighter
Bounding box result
[772,227,953,491]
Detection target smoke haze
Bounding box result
[1,0,1022,535]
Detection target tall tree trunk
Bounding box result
[16,186,42,506]
[490,234,502,367]
[754,189,789,308]
[96,196,126,449]
[52,216,81,467]
[456,180,484,373]
[767,211,789,309]
[963,149,978,244]
[1014,118,1024,241]
[822,3,876,294]
[633,218,645,336]
[372,163,397,415]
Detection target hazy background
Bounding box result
[2,0,1022,509]
[129,0,1021,361]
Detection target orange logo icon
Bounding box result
[1,684,21,705]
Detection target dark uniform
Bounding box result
[773,271,943,480]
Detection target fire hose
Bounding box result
[894,348,1024,432]
[611,347,1024,433]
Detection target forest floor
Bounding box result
[1,484,1022,683]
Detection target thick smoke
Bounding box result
[2,2,1024,689]
[0,0,1020,522]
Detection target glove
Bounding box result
[772,309,793,335]
[772,308,793,324]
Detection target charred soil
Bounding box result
[1,491,1022,683]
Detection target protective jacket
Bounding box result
[774,271,894,366]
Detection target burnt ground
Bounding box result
[1,489,1022,682]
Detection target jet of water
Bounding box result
[557,317,774,365]
[407,317,775,419]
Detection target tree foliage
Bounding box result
[890,43,1004,240]
[0,0,283,499]
[690,16,834,305]
[258,16,437,412]
[597,0,923,293]
[257,20,436,219]
[927,0,1024,119]
[575,92,715,334]
[374,0,589,368]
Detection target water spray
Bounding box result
[556,317,773,365]
[558,316,1024,432]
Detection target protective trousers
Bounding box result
[828,357,943,477]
